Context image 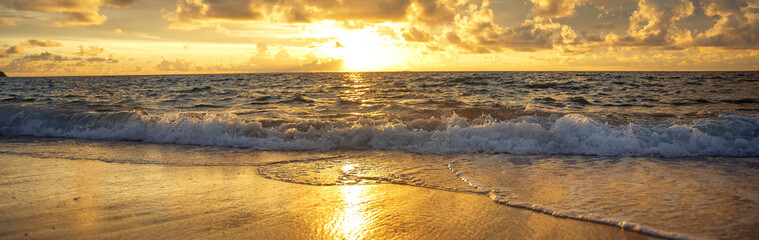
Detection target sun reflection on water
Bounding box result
[339,73,385,120]
[342,73,370,106]
[342,164,356,173]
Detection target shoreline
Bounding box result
[0,154,655,239]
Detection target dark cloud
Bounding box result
[86,57,106,62]
[410,0,458,25]
[601,0,758,50]
[1,45,24,55]
[20,52,78,61]
[4,52,84,75]
[104,0,139,8]
[621,0,694,47]
[457,0,757,52]
[7,0,140,26]
[164,0,462,29]
[453,2,579,52]
[0,39,62,57]
[23,39,63,47]
[445,31,462,44]
[530,0,587,18]
[695,0,759,48]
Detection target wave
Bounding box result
[1,105,757,157]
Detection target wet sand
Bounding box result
[0,153,654,239]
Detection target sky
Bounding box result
[0,0,758,76]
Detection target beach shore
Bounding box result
[0,153,654,239]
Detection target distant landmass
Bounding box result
[0,71,6,77]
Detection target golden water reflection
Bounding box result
[340,73,385,120]
[328,163,371,240]
[342,73,370,105]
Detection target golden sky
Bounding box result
[1,0,758,76]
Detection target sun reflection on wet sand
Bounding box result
[325,163,370,239]
[332,185,368,240]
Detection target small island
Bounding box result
[0,71,6,77]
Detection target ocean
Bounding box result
[1,71,758,239]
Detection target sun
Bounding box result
[332,32,400,71]
[312,23,404,72]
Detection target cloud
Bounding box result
[245,55,344,72]
[86,57,107,62]
[106,53,120,63]
[204,57,343,73]
[402,26,434,42]
[619,0,694,47]
[451,1,582,52]
[588,0,758,50]
[23,39,63,47]
[76,45,105,56]
[6,0,140,26]
[256,42,269,56]
[530,0,587,18]
[0,17,17,26]
[104,0,139,7]
[1,51,112,75]
[0,45,24,56]
[408,0,460,25]
[0,39,62,57]
[695,0,759,49]
[298,58,344,72]
[236,43,345,72]
[20,52,79,61]
[163,0,262,29]
[274,49,291,60]
[85,56,119,63]
[113,28,123,34]
[157,0,753,53]
[156,58,197,71]
[445,31,462,44]
[164,0,462,29]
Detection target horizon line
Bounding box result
[3,70,759,78]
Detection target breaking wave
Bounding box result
[1,105,757,157]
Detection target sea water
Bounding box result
[1,72,758,239]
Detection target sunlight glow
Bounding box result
[341,164,356,173]
[309,22,404,71]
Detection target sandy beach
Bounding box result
[0,149,654,239]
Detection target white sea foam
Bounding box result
[1,105,757,157]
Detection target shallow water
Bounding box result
[1,72,759,239]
